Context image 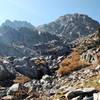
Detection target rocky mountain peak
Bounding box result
[1,19,35,30]
[37,13,99,41]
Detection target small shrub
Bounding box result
[57,49,88,76]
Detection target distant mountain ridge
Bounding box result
[0,13,99,56]
[0,25,59,56]
[2,19,35,30]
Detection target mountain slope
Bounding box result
[0,25,59,56]
[37,13,99,41]
[0,13,99,56]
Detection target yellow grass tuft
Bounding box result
[57,49,88,76]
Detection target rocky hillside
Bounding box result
[37,13,99,41]
[0,13,100,99]
[0,27,100,100]
[0,24,59,57]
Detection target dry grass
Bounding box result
[74,74,100,91]
[57,49,89,76]
[13,75,31,84]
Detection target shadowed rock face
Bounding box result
[0,65,15,81]
[15,64,50,80]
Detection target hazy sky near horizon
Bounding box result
[0,0,99,26]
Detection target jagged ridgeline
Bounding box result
[0,13,99,56]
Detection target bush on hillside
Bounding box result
[57,49,88,76]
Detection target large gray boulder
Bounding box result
[15,65,38,79]
[65,88,97,100]
[15,64,50,79]
[0,64,15,81]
